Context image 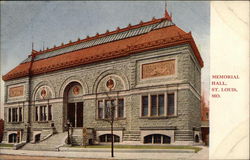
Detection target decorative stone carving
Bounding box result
[40,88,47,99]
[73,86,80,95]
[35,86,53,100]
[106,78,114,89]
[68,84,83,98]
[142,60,175,79]
[9,86,24,97]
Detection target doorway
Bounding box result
[67,102,83,127]
[63,82,84,129]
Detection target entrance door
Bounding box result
[67,103,76,127]
[77,102,83,127]
[67,102,83,127]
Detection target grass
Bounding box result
[72,145,202,153]
[0,143,14,148]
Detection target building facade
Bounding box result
[2,11,203,146]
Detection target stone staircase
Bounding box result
[175,130,194,141]
[40,129,52,140]
[21,132,68,151]
[123,131,140,141]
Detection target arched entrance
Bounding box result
[64,82,84,128]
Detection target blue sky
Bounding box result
[0,1,210,117]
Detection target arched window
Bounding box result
[8,133,18,143]
[144,134,171,144]
[99,134,120,143]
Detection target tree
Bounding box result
[102,91,116,157]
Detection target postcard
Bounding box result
[0,1,249,160]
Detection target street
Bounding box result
[0,146,208,160]
[0,155,110,160]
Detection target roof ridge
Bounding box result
[32,16,169,57]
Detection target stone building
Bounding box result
[2,10,203,146]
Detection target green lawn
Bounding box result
[72,145,202,153]
[0,143,14,147]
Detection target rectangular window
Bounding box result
[158,94,165,116]
[12,108,18,122]
[48,105,52,121]
[19,108,22,122]
[98,101,104,119]
[39,106,43,121]
[142,96,148,116]
[118,99,124,118]
[141,93,175,117]
[35,106,38,121]
[151,95,157,116]
[43,106,47,121]
[98,98,125,119]
[8,107,23,123]
[8,108,11,122]
[39,105,47,121]
[167,93,175,116]
[35,105,53,122]
[105,100,115,118]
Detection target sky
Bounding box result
[0,1,210,118]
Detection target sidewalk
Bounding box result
[59,147,196,153]
[0,146,209,160]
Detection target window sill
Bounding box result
[96,118,126,121]
[140,115,177,119]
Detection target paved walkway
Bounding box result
[0,154,109,160]
[0,146,208,160]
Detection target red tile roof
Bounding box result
[3,16,203,81]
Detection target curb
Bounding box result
[59,147,195,153]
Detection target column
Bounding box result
[148,94,151,116]
[17,107,19,122]
[22,106,24,122]
[103,99,105,119]
[20,130,22,142]
[115,98,118,118]
[7,108,10,122]
[164,92,167,116]
[75,102,77,127]
[38,106,40,121]
[46,104,49,121]
[156,95,159,116]
[10,108,13,122]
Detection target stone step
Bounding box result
[175,139,194,141]
[175,131,193,134]
[175,134,193,137]
[175,137,194,141]
[21,132,67,151]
